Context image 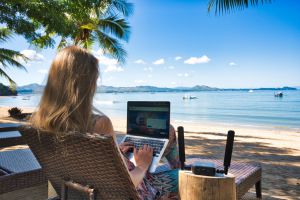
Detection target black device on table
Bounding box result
[177,126,235,176]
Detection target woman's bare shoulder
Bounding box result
[93,114,114,135]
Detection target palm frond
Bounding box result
[95,31,127,64]
[0,48,27,71]
[0,28,13,43]
[98,16,130,41]
[31,32,56,49]
[57,37,69,50]
[208,0,272,15]
[0,68,16,87]
[111,0,134,17]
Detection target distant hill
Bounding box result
[97,85,219,93]
[17,83,298,94]
[17,83,45,94]
[0,83,17,96]
[254,86,297,91]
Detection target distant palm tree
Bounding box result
[208,0,272,14]
[0,28,27,87]
[57,0,132,63]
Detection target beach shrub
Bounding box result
[8,107,23,119]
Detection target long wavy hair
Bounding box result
[31,46,99,134]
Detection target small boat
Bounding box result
[248,89,254,93]
[274,92,283,97]
[22,96,31,100]
[183,94,198,100]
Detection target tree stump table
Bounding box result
[179,170,236,200]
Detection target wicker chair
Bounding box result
[19,125,140,200]
[0,125,46,195]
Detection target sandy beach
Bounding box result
[1,106,299,199]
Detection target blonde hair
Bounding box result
[31,46,99,134]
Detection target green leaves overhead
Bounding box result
[96,31,127,64]
[98,16,130,41]
[62,1,132,63]
[0,28,28,87]
[208,0,272,14]
[0,0,132,63]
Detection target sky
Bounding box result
[1,0,300,88]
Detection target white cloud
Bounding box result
[92,49,104,57]
[134,79,146,84]
[21,50,45,61]
[177,73,189,77]
[168,66,175,69]
[175,56,182,61]
[153,58,165,65]
[184,55,210,64]
[98,56,118,66]
[104,65,124,72]
[38,69,48,74]
[171,81,176,85]
[147,74,152,78]
[229,62,237,66]
[143,66,153,71]
[134,59,146,65]
[94,53,124,73]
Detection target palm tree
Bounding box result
[208,0,272,14]
[0,28,27,87]
[56,0,133,64]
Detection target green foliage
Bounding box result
[208,0,272,14]
[0,28,28,87]
[0,83,17,96]
[0,0,133,63]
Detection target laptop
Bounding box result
[121,101,170,173]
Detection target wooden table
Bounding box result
[179,170,236,200]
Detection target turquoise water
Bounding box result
[1,90,300,129]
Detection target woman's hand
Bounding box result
[134,144,153,171]
[119,142,134,154]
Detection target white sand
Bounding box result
[1,106,300,198]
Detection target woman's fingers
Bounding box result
[120,142,134,148]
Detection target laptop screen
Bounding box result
[127,101,170,139]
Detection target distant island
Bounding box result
[12,83,298,95]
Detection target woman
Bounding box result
[31,46,179,200]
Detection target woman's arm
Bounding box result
[93,116,153,187]
[129,145,153,187]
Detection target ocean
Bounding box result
[1,90,300,129]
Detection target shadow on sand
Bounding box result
[184,133,300,200]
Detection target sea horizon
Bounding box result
[1,90,300,130]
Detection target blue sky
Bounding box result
[1,0,300,88]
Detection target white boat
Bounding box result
[248,89,254,93]
[183,94,198,100]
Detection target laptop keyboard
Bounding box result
[124,137,165,156]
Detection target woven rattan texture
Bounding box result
[19,126,140,200]
[0,169,46,194]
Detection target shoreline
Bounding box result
[1,106,299,152]
[1,106,300,198]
